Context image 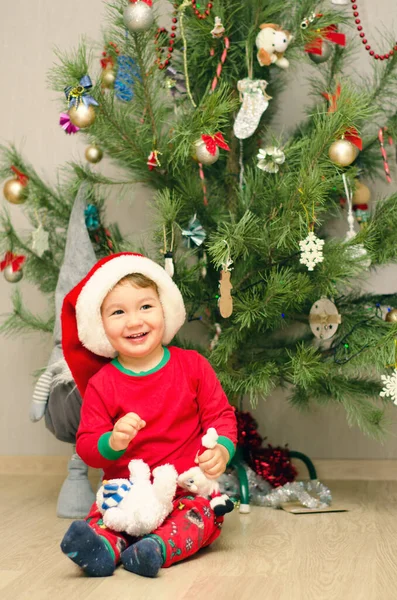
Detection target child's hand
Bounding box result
[196,444,229,479]
[109,412,146,451]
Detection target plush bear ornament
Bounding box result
[96,460,178,536]
[177,427,235,517]
[255,23,293,69]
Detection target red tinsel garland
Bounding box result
[234,408,297,488]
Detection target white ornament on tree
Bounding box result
[379,368,397,405]
[32,224,50,257]
[299,231,324,271]
[233,79,272,140]
[257,147,285,173]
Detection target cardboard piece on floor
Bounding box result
[280,502,348,515]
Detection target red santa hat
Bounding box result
[61,252,186,396]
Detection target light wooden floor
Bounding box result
[0,474,396,600]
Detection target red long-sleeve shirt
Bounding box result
[76,346,237,480]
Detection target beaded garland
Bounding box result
[154,3,178,69]
[191,0,213,19]
[350,0,397,60]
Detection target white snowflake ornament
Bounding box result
[299,231,324,271]
[379,369,397,405]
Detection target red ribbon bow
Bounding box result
[345,128,363,151]
[322,83,341,113]
[0,251,26,273]
[201,133,230,156]
[305,24,346,56]
[130,0,152,5]
[10,166,29,187]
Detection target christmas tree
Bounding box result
[2,0,397,440]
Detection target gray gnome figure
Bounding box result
[30,181,98,518]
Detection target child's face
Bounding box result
[101,282,165,362]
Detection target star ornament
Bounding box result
[299,232,324,271]
[379,368,397,405]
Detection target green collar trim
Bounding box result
[111,347,170,377]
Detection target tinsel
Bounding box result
[235,409,297,487]
[218,464,332,509]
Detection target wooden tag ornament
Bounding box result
[218,269,233,318]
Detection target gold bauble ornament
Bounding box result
[328,139,358,167]
[192,139,219,165]
[85,145,103,164]
[308,40,333,64]
[3,265,23,283]
[102,67,116,89]
[352,180,371,206]
[68,104,96,128]
[386,309,397,323]
[123,1,154,32]
[3,178,27,204]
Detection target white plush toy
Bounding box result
[96,460,178,536]
[177,428,235,517]
[255,23,293,69]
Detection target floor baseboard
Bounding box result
[1,456,397,480]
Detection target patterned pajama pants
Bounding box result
[86,494,224,568]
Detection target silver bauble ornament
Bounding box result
[3,178,27,204]
[308,40,332,64]
[193,139,219,165]
[68,104,96,128]
[123,1,154,32]
[328,139,358,167]
[3,265,23,283]
[102,67,116,89]
[85,145,103,164]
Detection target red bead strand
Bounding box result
[191,0,213,20]
[351,0,397,60]
[154,4,178,70]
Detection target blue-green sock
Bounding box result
[61,520,116,577]
[121,537,164,578]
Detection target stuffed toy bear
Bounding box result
[96,460,178,536]
[255,23,293,69]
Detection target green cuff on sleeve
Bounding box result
[217,436,236,464]
[97,432,127,461]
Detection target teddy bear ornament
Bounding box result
[255,23,293,69]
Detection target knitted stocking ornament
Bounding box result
[233,78,271,140]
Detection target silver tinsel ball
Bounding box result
[193,139,219,165]
[308,40,332,64]
[123,1,154,32]
[3,265,23,283]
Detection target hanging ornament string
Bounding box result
[342,174,356,240]
[350,0,397,60]
[378,127,392,183]
[161,223,175,277]
[239,139,245,189]
[179,0,197,108]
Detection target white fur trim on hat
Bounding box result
[75,255,186,357]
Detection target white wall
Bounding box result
[1,0,397,458]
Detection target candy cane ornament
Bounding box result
[378,127,392,183]
[211,36,230,92]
